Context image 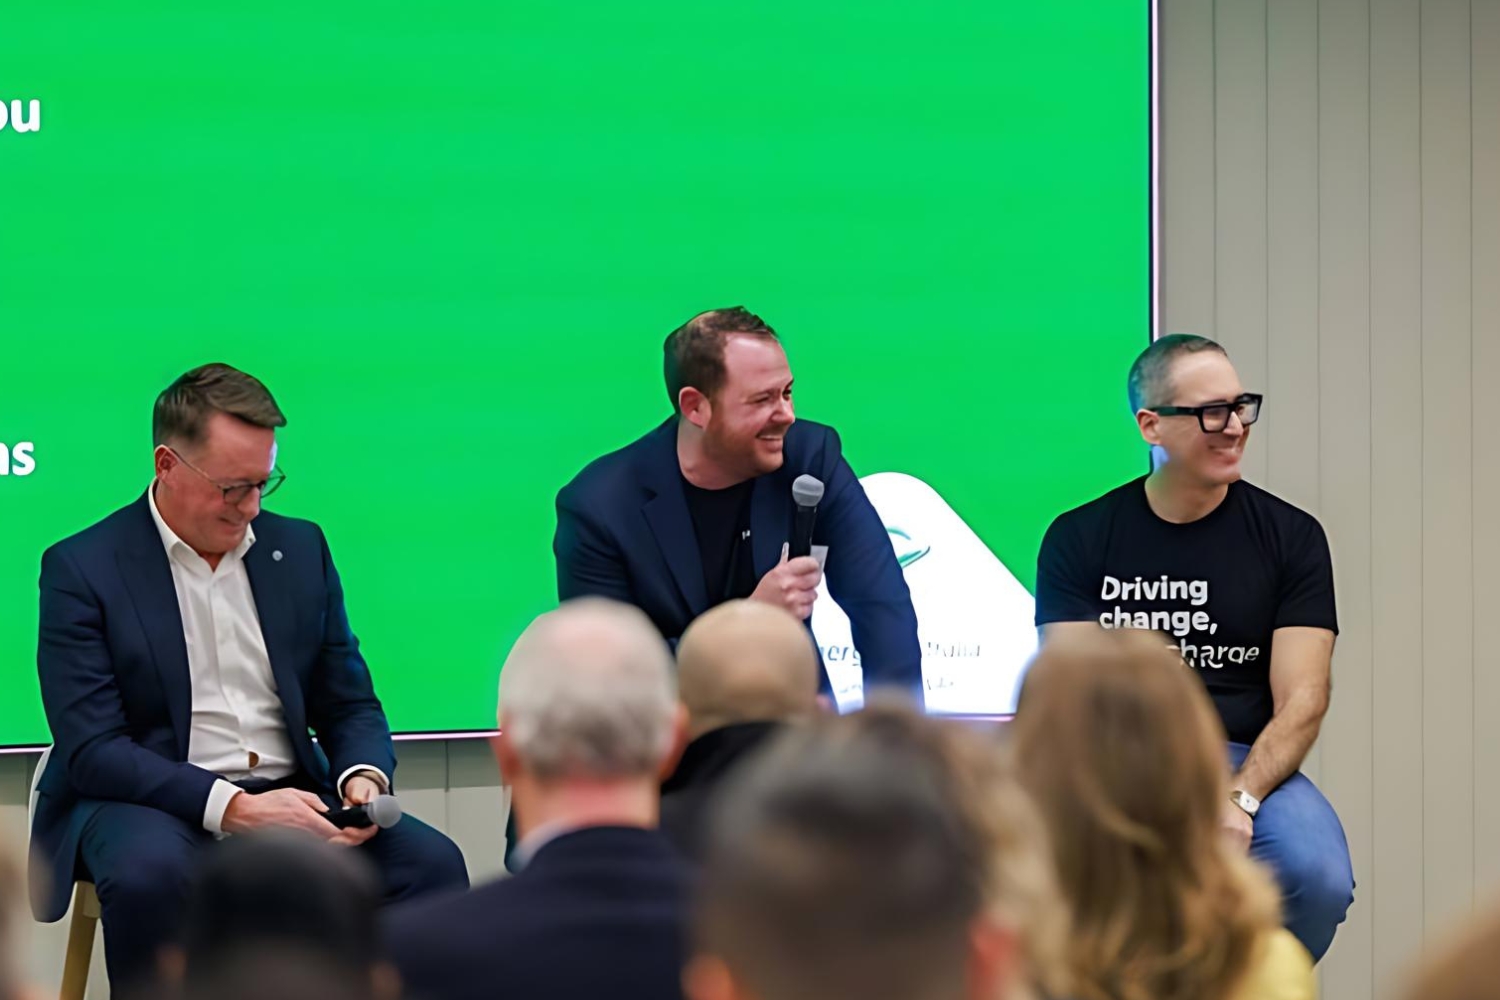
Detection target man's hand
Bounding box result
[750,555,822,620]
[222,788,341,839]
[221,788,377,847]
[1221,798,1254,853]
[343,775,382,806]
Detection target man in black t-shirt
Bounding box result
[553,307,922,704]
[1035,334,1353,962]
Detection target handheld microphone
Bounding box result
[789,475,825,560]
[325,794,403,830]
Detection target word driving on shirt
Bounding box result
[1097,574,1260,670]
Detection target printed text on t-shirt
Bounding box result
[1096,574,1261,670]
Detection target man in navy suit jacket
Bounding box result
[33,364,467,989]
[385,599,691,1000]
[555,307,923,703]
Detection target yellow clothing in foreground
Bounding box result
[1232,929,1317,1000]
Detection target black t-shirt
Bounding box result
[1035,477,1338,745]
[682,477,756,606]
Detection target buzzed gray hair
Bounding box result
[1126,334,1227,413]
[498,598,677,780]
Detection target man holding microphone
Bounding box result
[32,364,467,991]
[554,306,922,705]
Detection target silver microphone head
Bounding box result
[792,474,825,507]
[366,794,404,829]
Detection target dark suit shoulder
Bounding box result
[557,422,672,507]
[44,497,150,562]
[385,828,688,995]
[44,496,327,564]
[780,419,840,471]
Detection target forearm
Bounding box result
[1234,689,1327,799]
[66,734,219,823]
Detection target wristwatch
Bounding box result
[1229,788,1261,818]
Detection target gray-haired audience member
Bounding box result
[384,598,690,1000]
[161,830,396,1000]
[686,701,1064,1000]
[661,599,823,860]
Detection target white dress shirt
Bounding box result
[147,486,386,834]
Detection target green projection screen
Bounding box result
[0,2,1154,743]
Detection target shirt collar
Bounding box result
[147,482,255,567]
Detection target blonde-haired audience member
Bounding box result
[1400,900,1500,1000]
[687,699,1065,1000]
[1010,627,1315,1000]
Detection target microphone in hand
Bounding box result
[790,475,824,560]
[325,794,403,830]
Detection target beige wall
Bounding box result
[1161,0,1500,996]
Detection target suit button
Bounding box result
[248,751,261,768]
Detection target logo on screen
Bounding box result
[0,100,41,133]
[887,527,931,568]
[0,443,35,476]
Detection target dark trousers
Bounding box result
[79,775,468,990]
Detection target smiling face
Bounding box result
[154,411,278,558]
[1136,350,1251,487]
[683,334,796,481]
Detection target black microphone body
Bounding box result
[325,794,403,830]
[789,475,825,560]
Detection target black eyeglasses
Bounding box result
[1149,393,1263,433]
[169,448,285,504]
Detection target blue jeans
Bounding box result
[1228,742,1354,962]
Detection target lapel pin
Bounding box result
[272,550,283,562]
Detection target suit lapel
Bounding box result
[117,496,193,758]
[749,473,786,582]
[641,422,710,617]
[242,529,308,740]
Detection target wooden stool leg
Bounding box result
[59,883,99,1000]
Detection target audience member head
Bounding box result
[687,699,1063,1000]
[664,307,794,482]
[1010,627,1279,1000]
[496,598,686,836]
[1127,334,1259,487]
[676,600,823,738]
[1399,899,1500,1000]
[162,830,396,1000]
[151,363,287,561]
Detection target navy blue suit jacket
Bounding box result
[31,493,394,921]
[554,418,923,698]
[384,826,689,1000]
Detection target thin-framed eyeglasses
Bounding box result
[168,448,285,504]
[1148,393,1263,433]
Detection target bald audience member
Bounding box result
[384,598,690,1000]
[661,600,823,860]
